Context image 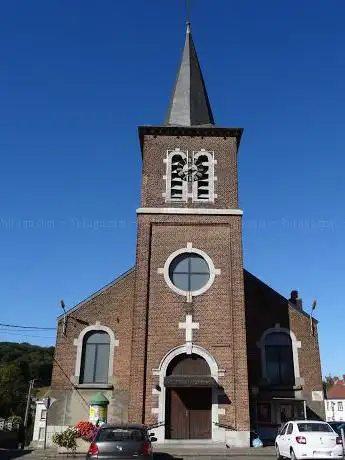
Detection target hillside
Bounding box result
[0,342,54,418]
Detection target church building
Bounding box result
[46,22,324,447]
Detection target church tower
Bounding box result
[129,23,250,445]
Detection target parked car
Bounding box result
[328,421,345,436]
[86,424,157,459]
[275,420,343,459]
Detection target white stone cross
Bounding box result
[179,314,199,348]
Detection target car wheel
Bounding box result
[275,444,282,459]
[290,448,298,460]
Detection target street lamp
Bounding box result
[61,300,67,335]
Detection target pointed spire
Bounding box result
[165,23,215,127]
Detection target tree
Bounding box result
[322,375,342,396]
[0,342,55,417]
[0,342,54,387]
[0,363,27,417]
[323,376,335,390]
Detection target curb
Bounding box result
[22,447,275,458]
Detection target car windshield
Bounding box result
[297,423,333,433]
[96,428,146,442]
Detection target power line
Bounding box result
[0,322,55,330]
[0,330,55,339]
[0,327,54,334]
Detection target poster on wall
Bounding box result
[89,405,107,425]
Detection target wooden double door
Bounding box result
[166,387,212,439]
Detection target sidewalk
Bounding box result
[0,446,275,458]
[153,446,275,457]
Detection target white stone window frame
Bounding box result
[73,321,119,385]
[192,149,217,203]
[158,242,220,302]
[257,324,302,386]
[163,148,188,202]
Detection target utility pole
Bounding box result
[24,379,35,428]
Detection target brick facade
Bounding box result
[47,129,324,446]
[128,214,249,431]
[48,270,136,430]
[128,129,250,442]
[244,271,324,439]
[51,269,135,391]
[139,131,239,209]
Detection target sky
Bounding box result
[0,0,344,377]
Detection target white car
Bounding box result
[275,420,343,459]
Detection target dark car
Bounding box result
[329,421,345,436]
[86,424,157,459]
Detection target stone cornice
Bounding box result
[136,207,243,216]
[138,125,243,156]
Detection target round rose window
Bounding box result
[168,253,210,292]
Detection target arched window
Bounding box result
[80,331,110,384]
[192,151,215,202]
[165,150,188,202]
[265,332,294,385]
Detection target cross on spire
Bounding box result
[186,0,191,25]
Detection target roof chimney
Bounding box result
[289,290,303,311]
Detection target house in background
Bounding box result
[325,378,345,422]
[38,21,325,447]
[31,400,47,447]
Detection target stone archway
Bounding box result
[165,354,213,439]
[152,344,223,442]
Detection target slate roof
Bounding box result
[165,23,215,127]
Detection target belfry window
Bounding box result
[192,151,215,202]
[164,149,215,202]
[265,332,294,385]
[80,331,110,384]
[165,149,188,202]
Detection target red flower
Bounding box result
[75,421,97,441]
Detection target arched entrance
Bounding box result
[164,354,214,440]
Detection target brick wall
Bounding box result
[140,133,239,209]
[51,269,136,395]
[244,270,324,418]
[289,307,324,418]
[244,270,292,387]
[129,214,249,431]
[129,130,249,431]
[49,123,325,433]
